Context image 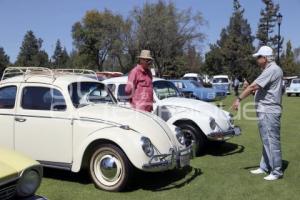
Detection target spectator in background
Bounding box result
[125,50,154,112]
[233,77,240,96]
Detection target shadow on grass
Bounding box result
[43,166,202,192]
[205,142,245,156]
[129,166,202,192]
[243,160,289,173]
[43,168,91,184]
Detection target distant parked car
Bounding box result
[182,73,203,84]
[0,147,44,200]
[103,77,241,155]
[171,79,226,102]
[286,78,300,96]
[212,75,231,94]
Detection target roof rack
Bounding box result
[53,69,98,80]
[1,67,54,81]
[1,67,98,81]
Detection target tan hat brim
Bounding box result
[138,56,153,60]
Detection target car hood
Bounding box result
[0,148,38,183]
[76,104,178,152]
[159,97,231,129]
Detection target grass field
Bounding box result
[37,95,300,200]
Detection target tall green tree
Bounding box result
[51,40,70,68]
[256,0,283,57]
[15,30,49,67]
[0,47,10,76]
[205,0,257,82]
[72,9,125,71]
[131,0,205,77]
[281,41,298,76]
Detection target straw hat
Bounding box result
[138,50,153,60]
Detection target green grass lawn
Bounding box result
[37,95,300,200]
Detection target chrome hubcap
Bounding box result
[99,155,121,182]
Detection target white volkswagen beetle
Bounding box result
[0,67,192,192]
[103,76,241,155]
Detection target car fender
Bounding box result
[72,127,150,172]
[166,111,212,136]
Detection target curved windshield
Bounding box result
[292,79,300,84]
[213,78,229,83]
[182,77,198,81]
[68,82,116,108]
[153,81,181,100]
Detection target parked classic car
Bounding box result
[212,75,231,94]
[286,78,300,96]
[0,147,44,199]
[103,76,241,155]
[0,67,192,192]
[171,79,226,101]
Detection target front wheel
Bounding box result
[287,93,291,97]
[89,144,133,191]
[176,123,207,155]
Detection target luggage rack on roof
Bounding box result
[1,67,98,81]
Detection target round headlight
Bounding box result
[209,117,217,130]
[141,137,154,157]
[16,169,41,197]
[175,127,186,145]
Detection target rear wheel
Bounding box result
[176,123,207,155]
[89,144,133,191]
[296,93,300,97]
[287,93,291,97]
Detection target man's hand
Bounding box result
[231,98,240,111]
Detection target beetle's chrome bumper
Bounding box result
[142,143,195,171]
[207,126,241,141]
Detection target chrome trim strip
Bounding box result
[39,161,72,171]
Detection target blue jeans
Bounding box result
[257,112,283,176]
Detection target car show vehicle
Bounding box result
[171,79,226,101]
[103,76,241,155]
[286,78,300,96]
[0,67,192,192]
[211,75,231,94]
[0,147,44,200]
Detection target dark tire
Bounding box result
[296,93,300,97]
[287,93,291,97]
[89,144,133,192]
[176,122,207,155]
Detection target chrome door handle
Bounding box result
[15,117,26,122]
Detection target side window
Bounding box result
[21,87,67,111]
[117,84,130,102]
[0,86,17,109]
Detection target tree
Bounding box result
[51,40,70,68]
[72,9,126,71]
[15,30,49,67]
[281,41,298,76]
[131,0,205,77]
[256,0,283,57]
[0,47,10,76]
[204,0,257,82]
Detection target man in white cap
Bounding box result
[125,50,154,112]
[232,46,284,181]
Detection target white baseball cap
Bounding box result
[253,46,274,57]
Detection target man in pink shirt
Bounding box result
[125,50,154,112]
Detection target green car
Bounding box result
[0,148,44,200]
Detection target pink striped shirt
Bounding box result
[125,64,153,112]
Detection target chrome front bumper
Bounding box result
[142,143,195,171]
[207,126,241,141]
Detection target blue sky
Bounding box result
[0,0,299,62]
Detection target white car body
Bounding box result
[0,67,192,191]
[103,76,241,153]
[286,78,300,96]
